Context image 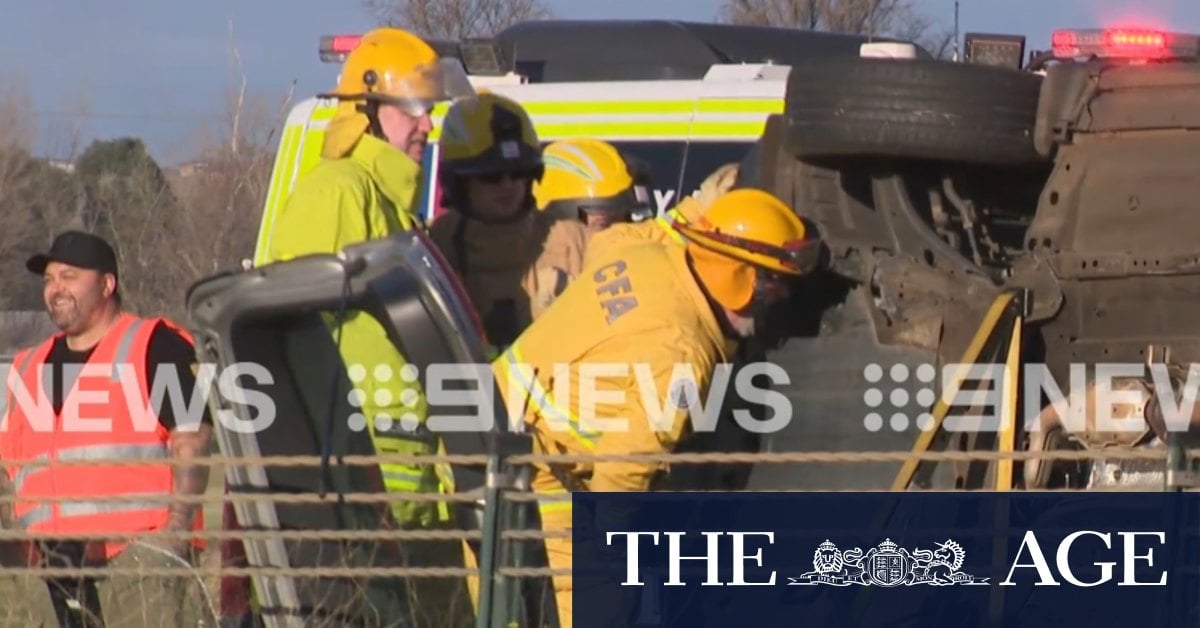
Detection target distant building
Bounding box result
[46,159,75,173]
[173,160,211,178]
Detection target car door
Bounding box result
[187,231,530,627]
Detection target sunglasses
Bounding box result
[475,170,538,184]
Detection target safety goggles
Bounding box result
[543,186,650,221]
[326,59,476,116]
[695,229,823,274]
[382,59,475,102]
[475,169,541,184]
[581,187,653,216]
[389,98,438,118]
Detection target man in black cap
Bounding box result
[0,230,217,626]
[27,230,124,344]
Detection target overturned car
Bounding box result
[741,27,1200,491]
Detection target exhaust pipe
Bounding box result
[1023,377,1198,488]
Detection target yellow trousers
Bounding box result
[532,468,573,628]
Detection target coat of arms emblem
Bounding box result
[788,538,989,587]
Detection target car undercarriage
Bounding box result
[740,34,1200,493]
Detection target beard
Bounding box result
[47,293,83,331]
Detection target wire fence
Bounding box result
[0,447,1193,627]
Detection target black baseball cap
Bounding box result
[26,230,119,280]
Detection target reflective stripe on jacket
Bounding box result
[0,314,202,560]
[655,209,687,245]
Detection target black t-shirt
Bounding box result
[43,323,213,430]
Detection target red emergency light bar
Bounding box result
[319,34,362,63]
[1051,28,1200,61]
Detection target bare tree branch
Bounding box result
[0,71,84,311]
[718,0,951,53]
[228,17,245,156]
[919,27,957,60]
[362,0,553,39]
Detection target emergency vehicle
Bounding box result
[251,20,928,266]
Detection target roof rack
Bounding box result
[493,19,930,82]
[320,20,932,83]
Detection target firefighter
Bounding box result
[262,24,471,525]
[429,93,588,351]
[580,161,763,492]
[492,188,822,627]
[533,138,653,235]
[253,26,473,626]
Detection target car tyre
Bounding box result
[783,57,1044,166]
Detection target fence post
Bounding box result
[475,433,531,628]
[1163,433,1196,491]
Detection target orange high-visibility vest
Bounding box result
[0,313,204,560]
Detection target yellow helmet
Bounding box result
[319,28,473,159]
[676,189,821,311]
[438,93,542,177]
[533,139,650,221]
[323,27,473,111]
[437,93,543,217]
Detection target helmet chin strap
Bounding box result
[738,269,772,356]
[358,100,389,143]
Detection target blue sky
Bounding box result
[3,0,1195,165]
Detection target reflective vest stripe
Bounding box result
[18,492,171,530]
[536,484,573,516]
[372,432,448,521]
[657,211,688,245]
[13,443,169,493]
[382,468,425,489]
[501,346,598,451]
[110,318,147,379]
